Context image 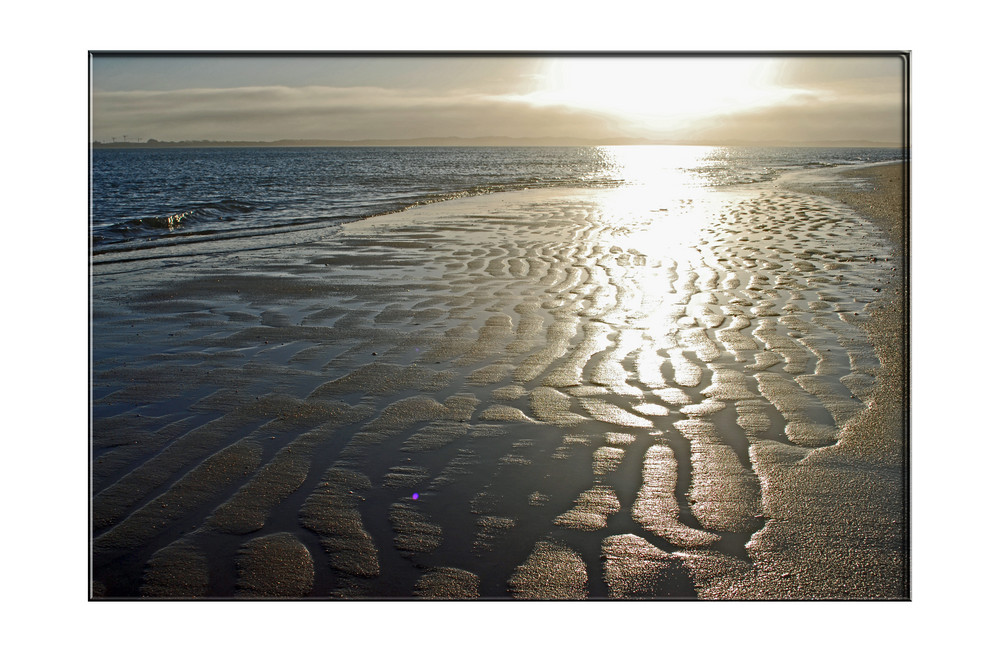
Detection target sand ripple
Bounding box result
[509,539,588,599]
[92,181,898,598]
[236,532,315,598]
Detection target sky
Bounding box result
[90,54,904,145]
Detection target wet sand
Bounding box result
[91,163,906,599]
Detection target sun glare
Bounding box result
[586,146,735,270]
[525,58,792,137]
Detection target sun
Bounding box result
[522,57,794,138]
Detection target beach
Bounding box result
[91,161,907,599]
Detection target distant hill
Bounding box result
[92,137,902,149]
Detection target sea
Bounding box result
[90,145,904,256]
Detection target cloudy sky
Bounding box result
[90,54,904,145]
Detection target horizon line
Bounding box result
[92,136,904,149]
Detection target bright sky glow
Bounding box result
[524,58,802,137]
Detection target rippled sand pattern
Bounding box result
[92,185,899,598]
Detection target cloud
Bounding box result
[91,84,624,142]
[686,93,903,145]
[682,57,905,145]
[91,56,547,96]
[769,56,904,92]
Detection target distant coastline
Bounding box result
[91,137,903,149]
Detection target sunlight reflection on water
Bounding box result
[599,145,719,190]
[587,146,739,271]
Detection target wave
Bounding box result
[92,178,619,254]
[131,199,256,229]
[96,199,260,244]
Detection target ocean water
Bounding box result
[90,145,902,255]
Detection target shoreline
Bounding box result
[782,163,906,466]
[776,161,908,592]
[782,160,906,249]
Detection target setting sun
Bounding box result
[523,57,799,137]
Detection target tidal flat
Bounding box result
[91,163,906,599]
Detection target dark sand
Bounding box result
[91,163,907,599]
